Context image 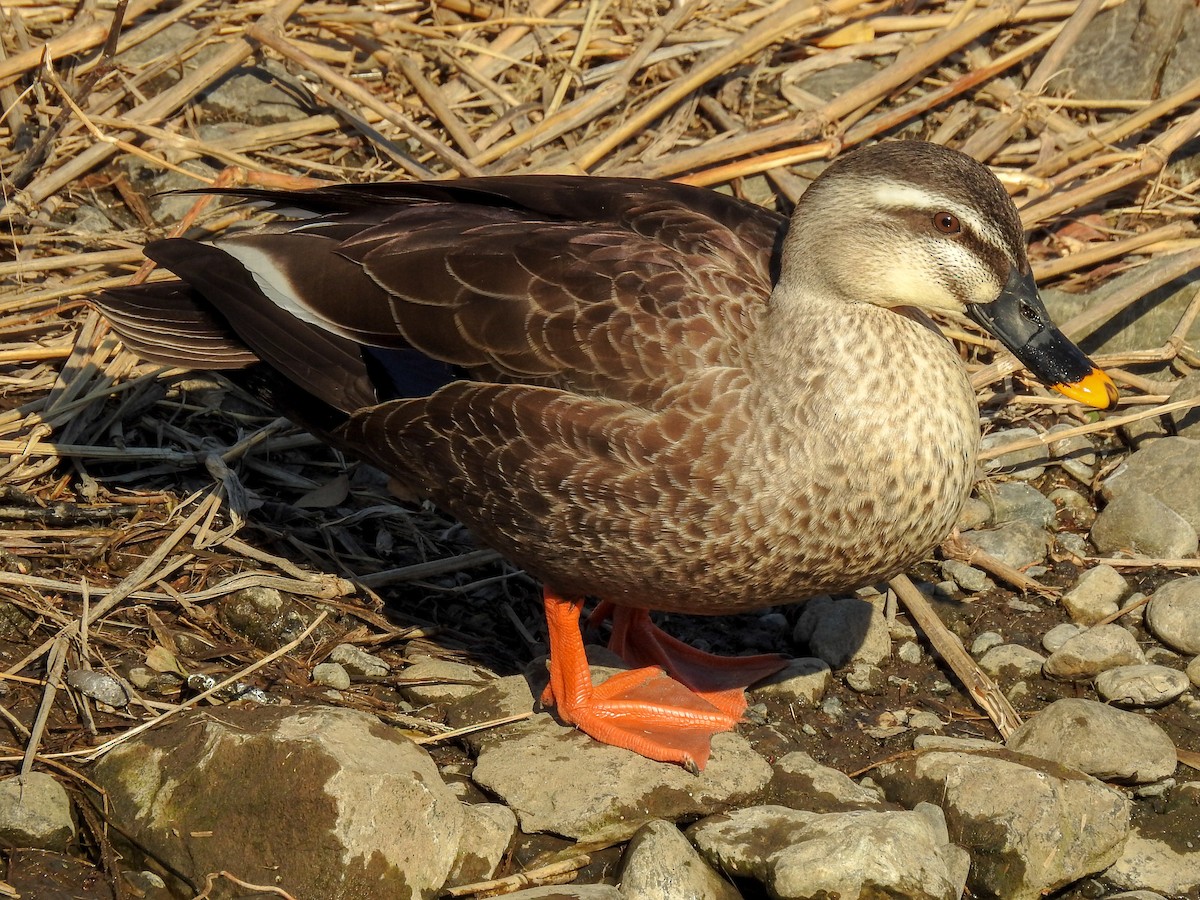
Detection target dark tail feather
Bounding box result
[96,280,260,370]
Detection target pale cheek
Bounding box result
[878,265,961,311]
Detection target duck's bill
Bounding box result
[967,268,1118,410]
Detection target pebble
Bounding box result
[1042,622,1085,653]
[980,427,1050,479]
[942,559,993,593]
[312,662,351,689]
[845,663,885,694]
[768,751,885,812]
[1048,425,1098,483]
[751,657,831,707]
[898,641,922,664]
[978,644,1046,680]
[1048,486,1097,530]
[1188,655,1200,687]
[983,481,1056,527]
[971,631,1004,655]
[446,804,518,887]
[1145,576,1200,654]
[620,819,741,900]
[1091,489,1199,559]
[1006,698,1177,784]
[1043,624,1146,679]
[1061,564,1128,625]
[399,658,491,704]
[955,497,990,531]
[66,669,129,707]
[793,595,890,667]
[0,773,76,852]
[959,520,1048,569]
[1095,664,1190,707]
[329,643,390,679]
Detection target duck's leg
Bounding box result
[590,601,789,719]
[540,588,741,771]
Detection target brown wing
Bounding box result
[166,177,785,407]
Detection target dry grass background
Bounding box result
[1,0,1199,892]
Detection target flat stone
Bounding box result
[1103,437,1200,531]
[1105,827,1200,897]
[942,559,994,593]
[1048,426,1098,483]
[1005,698,1177,783]
[620,819,741,900]
[312,662,350,690]
[766,751,887,813]
[1146,577,1200,654]
[90,706,464,899]
[1043,622,1085,653]
[1043,624,1146,679]
[1091,489,1199,559]
[978,644,1046,680]
[980,428,1050,479]
[329,643,390,679]
[1168,371,1200,440]
[467,718,771,842]
[398,658,493,705]
[1095,664,1190,707]
[689,803,969,900]
[971,631,1004,655]
[981,481,1056,527]
[1048,486,1097,531]
[750,657,830,706]
[959,520,1048,570]
[500,888,624,899]
[875,748,1130,900]
[1061,564,1128,625]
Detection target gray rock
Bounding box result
[399,658,492,704]
[1048,486,1097,530]
[1056,0,1191,100]
[971,631,1004,656]
[980,428,1050,479]
[620,819,741,900]
[198,58,310,125]
[689,804,969,900]
[1043,622,1085,653]
[1043,624,1146,679]
[898,640,922,663]
[875,748,1130,900]
[328,643,390,679]
[956,497,990,531]
[1105,827,1200,896]
[1061,564,1128,625]
[1146,577,1200,654]
[464,704,771,841]
[66,669,129,707]
[0,774,75,852]
[959,520,1048,569]
[767,751,886,813]
[942,559,994,593]
[982,481,1056,527]
[1168,371,1200,440]
[845,663,885,693]
[217,586,335,652]
[1103,892,1169,900]
[446,803,517,887]
[1048,426,1098,483]
[312,662,350,690]
[1091,489,1199,559]
[1188,654,1200,687]
[91,706,464,899]
[750,657,830,706]
[1095,664,1190,707]
[1103,437,1200,531]
[1005,698,1176,783]
[793,595,890,667]
[978,644,1046,680]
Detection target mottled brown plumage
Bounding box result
[95,141,1116,768]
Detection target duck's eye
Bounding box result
[933,211,961,234]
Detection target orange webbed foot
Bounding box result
[589,600,789,719]
[540,590,741,771]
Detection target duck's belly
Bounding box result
[517,337,980,614]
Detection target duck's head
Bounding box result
[781,141,1118,410]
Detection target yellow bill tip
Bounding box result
[1054,368,1119,410]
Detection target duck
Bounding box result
[94,140,1117,772]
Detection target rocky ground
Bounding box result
[2,0,1200,899]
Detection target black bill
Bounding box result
[967,268,1118,410]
